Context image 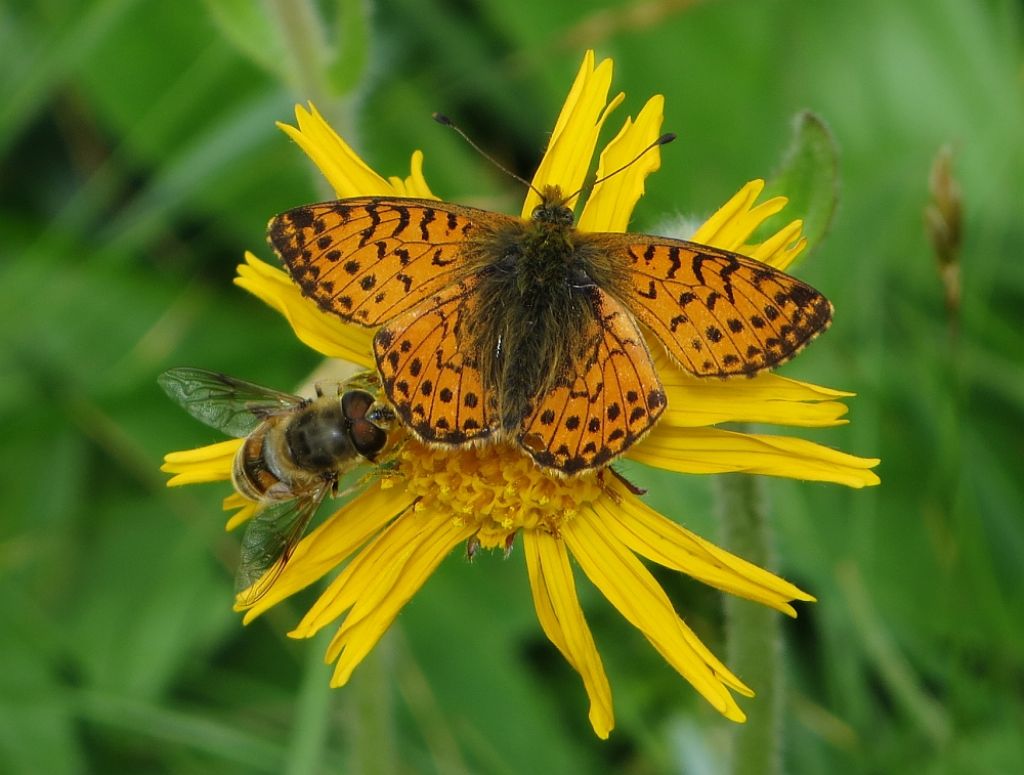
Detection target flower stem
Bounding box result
[350,629,398,775]
[716,472,783,775]
[284,629,333,775]
[265,0,361,154]
[266,0,330,108]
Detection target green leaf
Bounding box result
[72,690,286,771]
[0,594,85,775]
[326,0,371,96]
[202,0,288,78]
[760,111,840,263]
[0,0,139,157]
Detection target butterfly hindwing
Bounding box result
[373,278,494,445]
[518,289,666,474]
[270,198,495,326]
[621,237,833,377]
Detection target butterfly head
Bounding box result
[530,185,575,227]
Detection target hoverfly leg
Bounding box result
[264,481,293,500]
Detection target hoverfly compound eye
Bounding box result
[349,419,388,458]
[341,389,375,420]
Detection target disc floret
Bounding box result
[398,440,603,548]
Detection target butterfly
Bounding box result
[268,183,832,475]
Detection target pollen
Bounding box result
[396,439,604,548]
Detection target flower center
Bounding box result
[395,438,604,549]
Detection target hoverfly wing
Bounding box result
[159,367,305,438]
[233,483,330,609]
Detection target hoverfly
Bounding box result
[159,367,395,606]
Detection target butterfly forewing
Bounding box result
[519,289,666,473]
[621,237,833,377]
[270,198,501,326]
[373,277,493,445]
[234,484,329,608]
[158,367,304,437]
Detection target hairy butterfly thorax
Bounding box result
[465,185,628,436]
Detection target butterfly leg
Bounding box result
[606,466,647,496]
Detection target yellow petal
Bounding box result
[401,150,438,199]
[237,482,415,622]
[323,511,472,686]
[234,252,375,367]
[290,505,470,637]
[595,481,814,616]
[629,425,881,488]
[524,50,624,216]
[279,103,397,198]
[524,531,615,738]
[223,493,259,531]
[655,350,852,428]
[564,510,750,720]
[689,179,811,270]
[744,218,807,271]
[325,540,417,684]
[161,439,241,486]
[577,94,664,233]
[691,180,780,249]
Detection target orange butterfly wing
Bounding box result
[518,289,665,474]
[373,277,494,445]
[620,237,833,377]
[269,198,498,326]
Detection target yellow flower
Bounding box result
[163,51,879,738]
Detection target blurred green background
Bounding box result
[2,0,1022,772]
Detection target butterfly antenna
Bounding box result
[433,113,544,200]
[559,132,676,208]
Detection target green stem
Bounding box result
[716,472,783,775]
[350,629,398,775]
[284,630,333,775]
[266,0,330,108]
[265,0,358,196]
